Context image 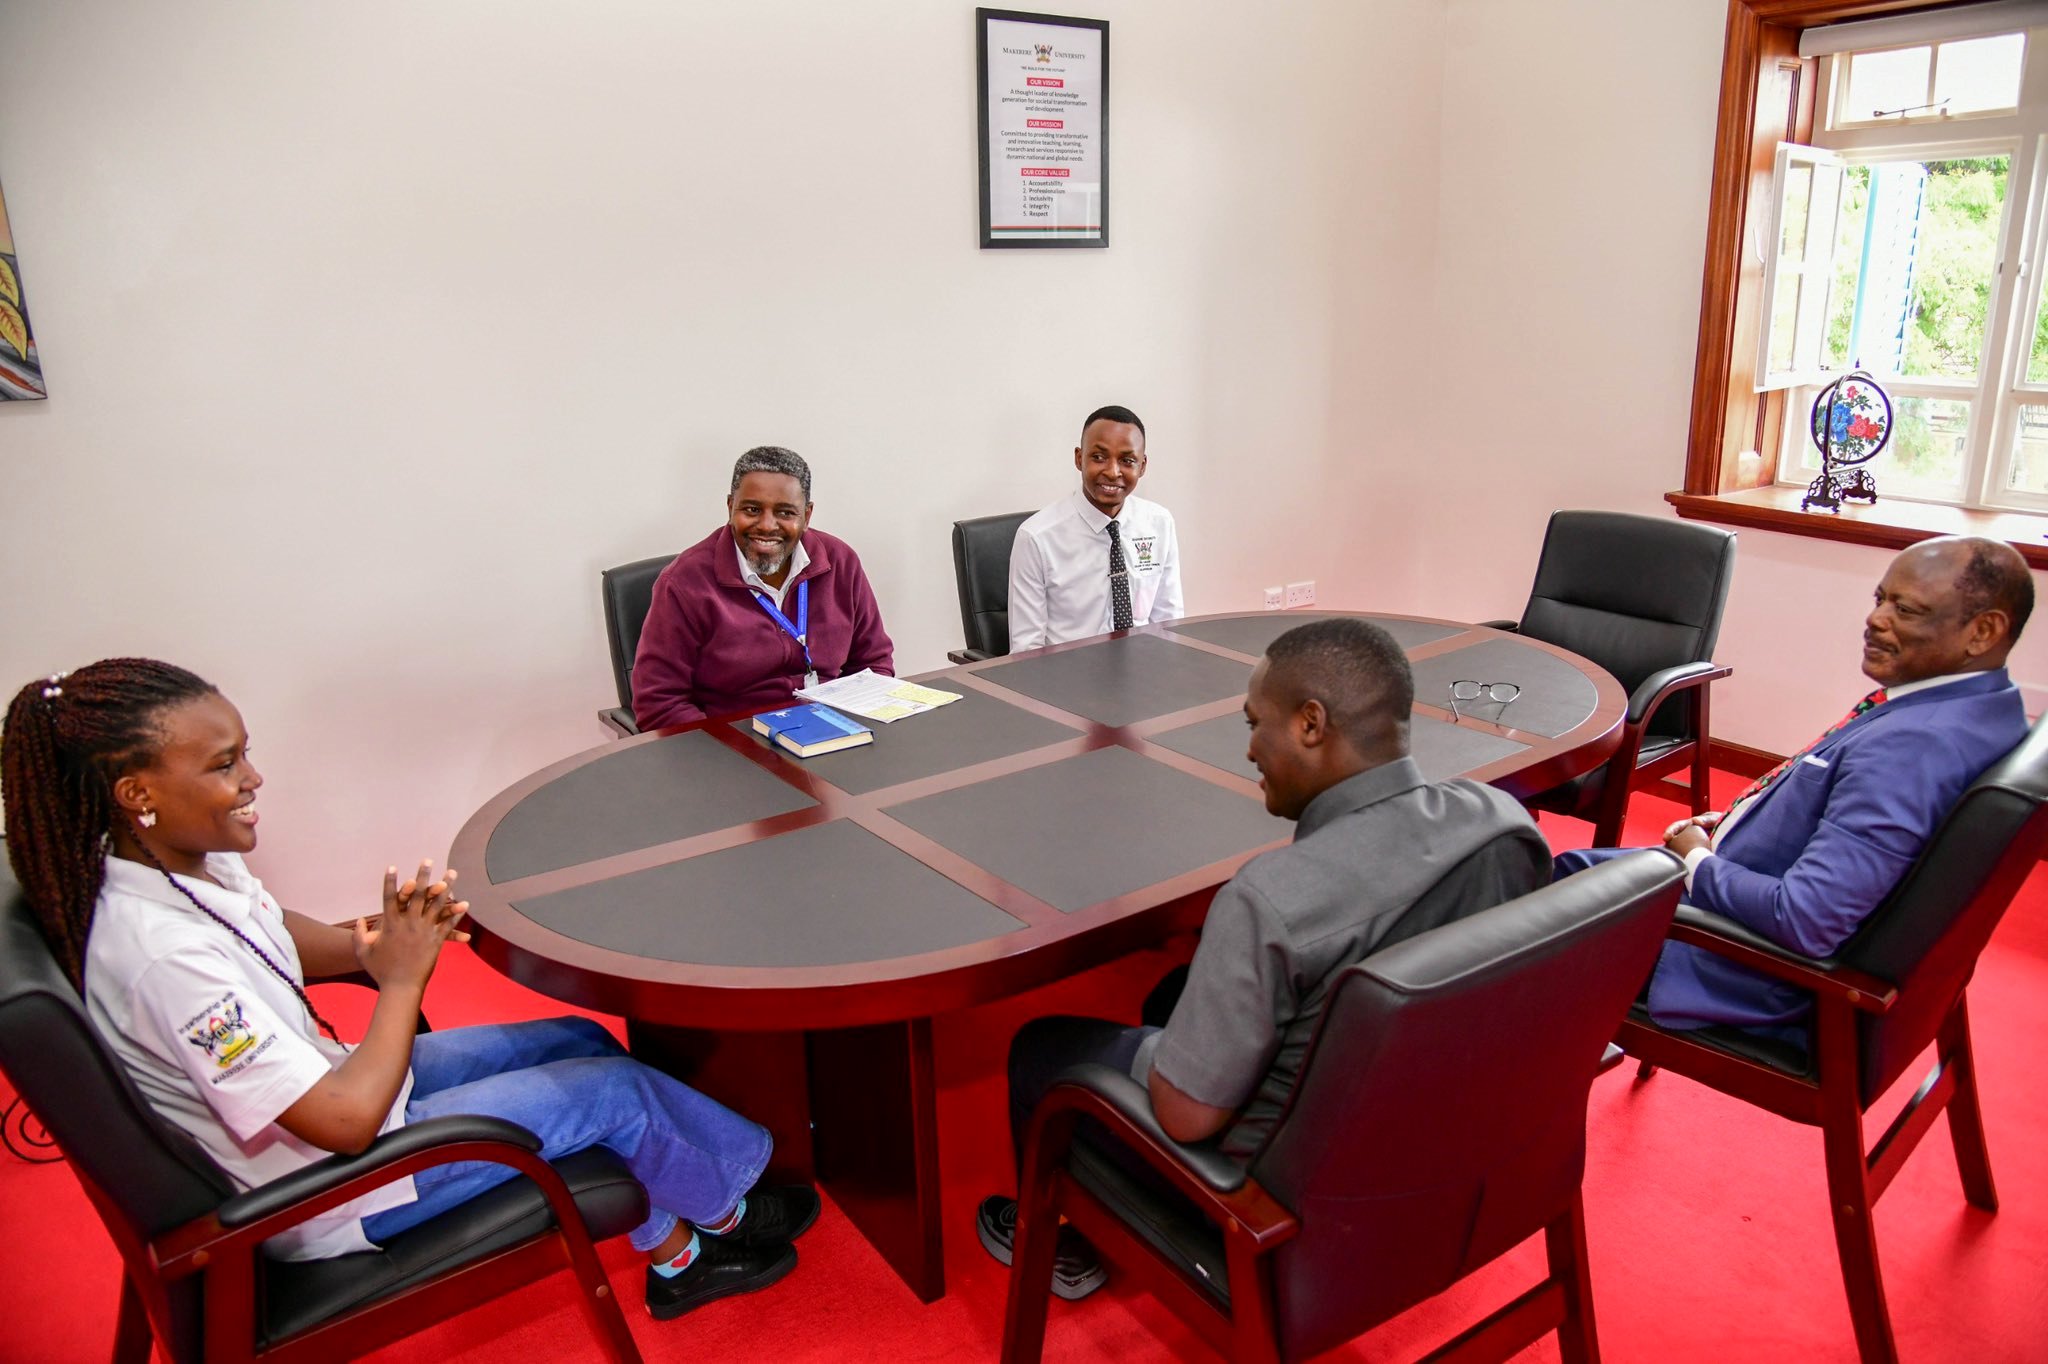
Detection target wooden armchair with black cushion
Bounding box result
[598,552,676,737]
[1485,510,1736,846]
[949,511,1031,664]
[0,864,650,1364]
[1616,712,2048,1364]
[1001,850,1685,1364]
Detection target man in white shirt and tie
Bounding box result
[1006,405,1185,653]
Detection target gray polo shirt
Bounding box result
[1133,757,1549,1159]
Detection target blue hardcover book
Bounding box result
[751,703,873,758]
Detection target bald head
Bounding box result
[1862,537,2031,686]
[1948,536,2034,639]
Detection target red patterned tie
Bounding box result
[1724,688,1887,818]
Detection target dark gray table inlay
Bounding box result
[486,730,816,882]
[1408,716,1530,781]
[1407,637,1601,739]
[1170,614,1467,657]
[976,633,1252,727]
[741,686,1080,795]
[1148,711,1530,786]
[1146,712,1256,782]
[883,745,1289,913]
[511,820,1024,967]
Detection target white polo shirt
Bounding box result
[86,853,416,1260]
[1007,491,1184,652]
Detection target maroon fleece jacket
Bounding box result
[630,526,895,730]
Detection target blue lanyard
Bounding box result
[751,579,812,674]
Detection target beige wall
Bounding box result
[0,0,1443,908]
[1376,0,2048,755]
[2,0,2040,912]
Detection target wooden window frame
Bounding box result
[1670,0,2048,569]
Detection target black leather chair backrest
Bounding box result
[0,861,231,1362]
[601,554,677,712]
[1515,511,1737,739]
[1838,712,2048,1104]
[1249,851,1682,1362]
[951,512,1032,658]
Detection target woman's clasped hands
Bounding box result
[354,858,470,992]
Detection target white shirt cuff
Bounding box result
[1682,846,1714,893]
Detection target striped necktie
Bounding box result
[1725,688,1887,817]
[1107,521,1134,631]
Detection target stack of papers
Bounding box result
[795,669,964,723]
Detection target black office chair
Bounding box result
[950,511,1032,663]
[0,863,650,1364]
[1001,851,1685,1364]
[1616,713,2048,1364]
[1485,510,1737,846]
[599,553,676,736]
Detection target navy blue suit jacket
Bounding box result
[1648,668,2025,1035]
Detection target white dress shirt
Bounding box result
[86,853,417,1259]
[735,537,816,685]
[1679,670,1979,890]
[734,537,810,613]
[1007,491,1184,652]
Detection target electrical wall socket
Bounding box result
[1285,580,1316,609]
[1263,586,1284,611]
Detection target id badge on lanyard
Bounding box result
[753,580,818,689]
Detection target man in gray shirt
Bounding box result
[975,617,1551,1299]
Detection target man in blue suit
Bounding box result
[1557,535,2033,1041]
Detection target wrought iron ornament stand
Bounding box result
[1802,368,1892,514]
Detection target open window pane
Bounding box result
[1845,46,1931,121]
[1780,163,1813,254]
[1756,145,1846,391]
[1821,156,2007,382]
[2006,404,2048,495]
[2024,256,2048,384]
[1934,34,2025,115]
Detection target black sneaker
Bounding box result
[644,1237,797,1320]
[728,1183,820,1248]
[974,1194,1107,1301]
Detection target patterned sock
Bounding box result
[698,1196,746,1236]
[650,1229,703,1278]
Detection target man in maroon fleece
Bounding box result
[631,446,896,730]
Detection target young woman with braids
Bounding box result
[2,658,814,1319]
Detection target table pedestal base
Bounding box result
[625,1017,945,1303]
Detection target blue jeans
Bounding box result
[360,1017,772,1254]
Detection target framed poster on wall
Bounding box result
[0,176,46,400]
[976,9,1109,248]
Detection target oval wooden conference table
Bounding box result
[450,611,1625,1303]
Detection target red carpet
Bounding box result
[5,767,2046,1362]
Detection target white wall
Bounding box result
[0,0,1445,909]
[6,0,2041,916]
[1376,0,2048,756]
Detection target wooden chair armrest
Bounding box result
[1475,618,1520,632]
[1625,661,1732,726]
[153,1116,574,1274]
[946,648,992,664]
[1669,905,1898,1013]
[1026,1063,1298,1250]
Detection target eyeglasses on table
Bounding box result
[1448,680,1520,724]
